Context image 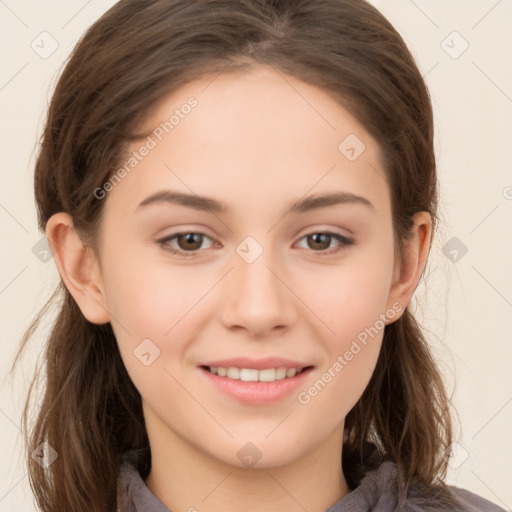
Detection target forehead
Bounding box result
[139,64,376,155]
[104,63,390,221]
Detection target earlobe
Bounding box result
[45,212,110,325]
[386,212,432,322]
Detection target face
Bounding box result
[94,64,402,468]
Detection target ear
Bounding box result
[46,212,110,324]
[385,211,432,322]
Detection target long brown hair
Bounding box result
[11,0,462,510]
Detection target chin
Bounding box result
[215,436,308,470]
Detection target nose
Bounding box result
[219,247,298,338]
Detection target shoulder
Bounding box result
[118,448,169,512]
[332,458,508,512]
[447,485,508,512]
[395,462,508,512]
[399,463,507,512]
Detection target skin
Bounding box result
[46,63,431,512]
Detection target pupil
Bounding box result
[310,233,330,250]
[180,233,202,250]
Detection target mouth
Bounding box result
[200,365,313,382]
[198,359,315,405]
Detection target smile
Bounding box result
[204,366,308,382]
[199,361,314,405]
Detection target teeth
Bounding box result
[207,366,304,382]
[258,368,276,382]
[275,367,287,379]
[227,367,240,379]
[239,368,259,381]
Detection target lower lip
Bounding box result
[199,366,313,405]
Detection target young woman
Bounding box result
[11,0,506,511]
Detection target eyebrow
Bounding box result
[136,190,374,216]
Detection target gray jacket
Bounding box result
[117,449,507,512]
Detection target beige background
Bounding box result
[1,0,511,510]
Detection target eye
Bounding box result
[157,232,216,257]
[295,232,353,255]
[157,230,353,258]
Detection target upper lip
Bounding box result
[200,357,312,370]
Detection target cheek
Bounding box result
[296,259,392,413]
[305,260,393,343]
[101,243,213,338]
[296,332,382,437]
[99,245,204,383]
[296,268,390,420]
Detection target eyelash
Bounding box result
[156,231,354,258]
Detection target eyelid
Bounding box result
[156,229,354,257]
[156,231,217,257]
[293,231,354,255]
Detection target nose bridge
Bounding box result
[220,237,297,335]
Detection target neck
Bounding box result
[144,421,350,512]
